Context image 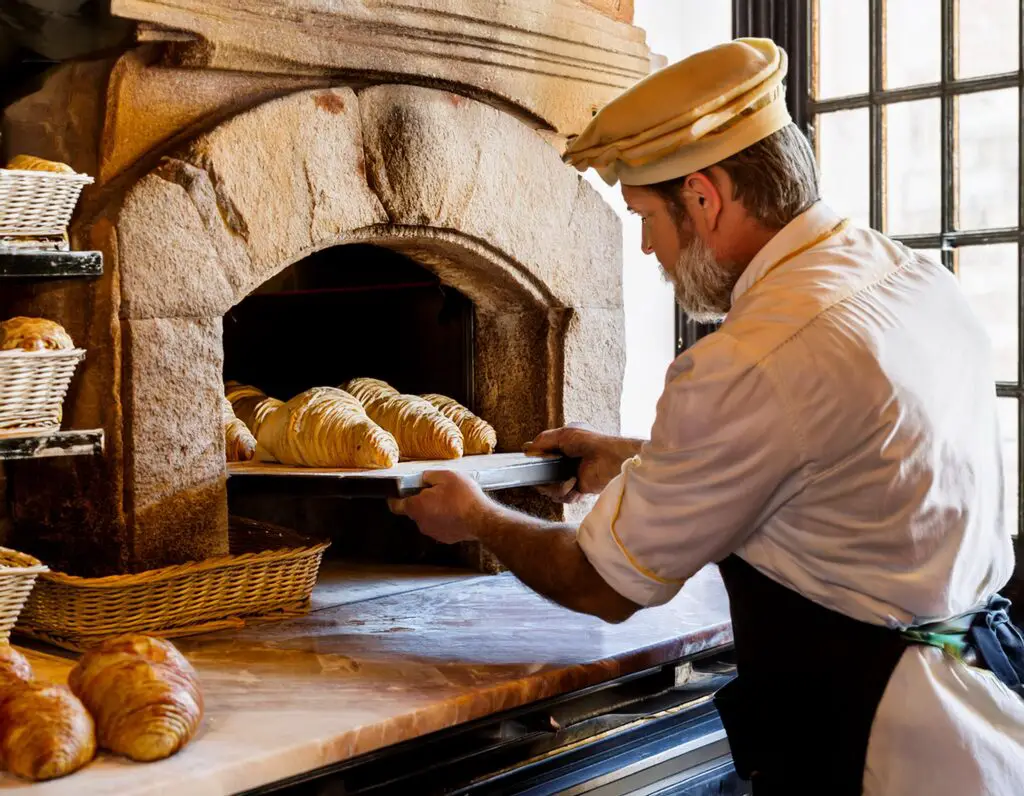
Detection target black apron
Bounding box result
[713,554,1024,795]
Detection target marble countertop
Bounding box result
[1,562,732,795]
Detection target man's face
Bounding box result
[621,184,738,323]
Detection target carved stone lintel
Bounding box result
[109,0,653,135]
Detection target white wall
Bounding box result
[588,0,733,439]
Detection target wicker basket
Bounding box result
[0,548,49,643]
[0,349,86,433]
[0,169,93,242]
[15,518,330,651]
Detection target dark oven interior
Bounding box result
[224,243,478,568]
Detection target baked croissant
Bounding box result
[342,378,463,460]
[421,394,497,455]
[6,154,76,174]
[0,683,96,781]
[0,317,74,351]
[222,397,256,462]
[257,387,399,468]
[225,382,283,440]
[68,635,202,763]
[0,644,33,690]
[344,377,398,405]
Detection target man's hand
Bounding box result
[525,423,645,503]
[388,470,495,544]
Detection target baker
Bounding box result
[389,38,1024,794]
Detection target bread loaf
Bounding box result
[257,387,399,468]
[0,317,74,352]
[68,635,202,763]
[421,394,497,455]
[342,378,464,460]
[6,155,76,174]
[222,397,256,462]
[0,683,96,781]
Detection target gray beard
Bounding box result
[664,231,737,324]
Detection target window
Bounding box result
[807,0,1023,536]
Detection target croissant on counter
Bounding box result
[0,644,33,689]
[421,394,496,455]
[222,397,256,462]
[68,635,202,763]
[342,378,463,460]
[0,682,96,781]
[5,155,76,174]
[225,382,283,440]
[0,317,74,352]
[257,386,399,469]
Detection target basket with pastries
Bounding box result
[0,316,85,436]
[0,155,94,252]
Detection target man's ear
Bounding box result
[683,171,724,231]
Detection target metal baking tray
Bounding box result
[226,452,578,499]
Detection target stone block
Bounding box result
[123,317,229,566]
[360,85,622,310]
[179,87,388,299]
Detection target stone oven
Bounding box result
[0,0,653,576]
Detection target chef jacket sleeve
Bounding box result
[577,331,805,607]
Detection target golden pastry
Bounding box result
[344,377,398,405]
[0,644,33,689]
[0,317,74,351]
[225,382,283,440]
[5,155,76,174]
[68,635,202,763]
[257,387,399,468]
[421,394,497,455]
[0,683,96,781]
[342,378,463,460]
[222,397,256,462]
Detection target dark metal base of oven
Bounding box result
[245,650,748,796]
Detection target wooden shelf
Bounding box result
[0,430,104,461]
[0,250,102,279]
[227,452,578,499]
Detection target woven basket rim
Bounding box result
[0,169,93,184]
[38,538,331,589]
[0,546,48,574]
[0,348,85,359]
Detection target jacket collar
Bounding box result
[731,201,844,304]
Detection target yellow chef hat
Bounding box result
[563,38,791,186]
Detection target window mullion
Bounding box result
[940,0,957,271]
[870,0,885,232]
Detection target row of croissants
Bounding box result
[222,377,497,468]
[0,635,202,782]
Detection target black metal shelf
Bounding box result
[0,250,102,279]
[0,430,104,461]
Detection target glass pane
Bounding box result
[958,0,1019,79]
[917,248,943,264]
[956,244,1018,383]
[817,109,871,229]
[997,398,1019,538]
[816,0,869,98]
[957,89,1019,230]
[885,99,941,235]
[885,0,940,88]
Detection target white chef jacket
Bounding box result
[578,201,1024,794]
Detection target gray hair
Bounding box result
[650,123,820,229]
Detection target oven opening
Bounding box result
[223,243,479,569]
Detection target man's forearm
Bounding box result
[473,503,640,623]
